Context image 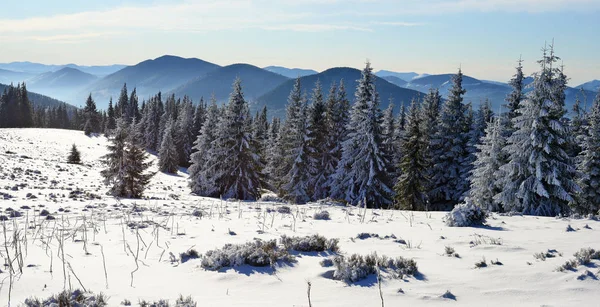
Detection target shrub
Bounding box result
[200,239,293,271]
[122,299,132,306]
[574,248,600,265]
[280,234,339,253]
[444,246,460,258]
[313,210,330,220]
[139,300,170,307]
[556,259,578,272]
[259,194,284,203]
[320,258,334,267]
[474,257,487,268]
[444,200,487,227]
[180,249,200,263]
[174,295,197,307]
[332,253,418,283]
[24,289,108,307]
[440,290,456,300]
[533,249,561,261]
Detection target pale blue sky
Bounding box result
[1,0,599,84]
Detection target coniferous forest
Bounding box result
[2,46,599,217]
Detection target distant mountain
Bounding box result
[84,55,221,109]
[29,67,97,89]
[0,62,125,77]
[263,66,318,78]
[375,70,428,82]
[26,68,98,103]
[257,67,425,119]
[381,76,408,87]
[576,80,600,93]
[173,64,289,104]
[0,83,76,110]
[402,73,595,114]
[0,68,36,84]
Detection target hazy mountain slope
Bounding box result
[263,66,318,78]
[257,67,424,119]
[173,64,289,103]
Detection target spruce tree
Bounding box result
[496,46,579,216]
[207,78,264,200]
[158,119,179,174]
[505,57,525,135]
[189,99,221,196]
[430,69,469,208]
[278,78,311,203]
[83,94,100,135]
[67,144,81,164]
[129,88,140,121]
[469,117,506,211]
[18,83,34,127]
[575,90,600,214]
[118,83,129,121]
[193,97,207,136]
[394,99,429,211]
[105,98,116,134]
[331,62,393,208]
[175,96,195,166]
[101,118,129,196]
[124,118,153,198]
[306,80,329,201]
[323,80,350,194]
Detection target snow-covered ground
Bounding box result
[0,128,599,306]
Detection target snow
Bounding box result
[1,128,600,306]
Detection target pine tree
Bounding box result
[67,144,81,164]
[124,118,153,198]
[306,80,329,201]
[323,80,350,195]
[469,116,506,211]
[207,79,264,200]
[18,83,33,127]
[253,106,269,158]
[496,45,579,216]
[101,118,129,197]
[575,90,600,214]
[394,99,429,211]
[278,78,311,203]
[83,94,100,135]
[105,98,116,134]
[158,119,179,174]
[189,98,221,196]
[505,57,525,135]
[175,96,195,166]
[193,97,207,136]
[420,88,442,190]
[118,83,129,121]
[129,88,140,121]
[429,68,469,208]
[331,62,393,208]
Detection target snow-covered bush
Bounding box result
[280,234,339,253]
[24,289,108,307]
[200,239,293,271]
[180,249,200,263]
[139,299,170,307]
[313,210,330,220]
[332,253,418,283]
[574,248,600,265]
[444,200,488,227]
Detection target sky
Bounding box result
[0,0,599,85]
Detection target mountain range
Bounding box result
[0,56,598,116]
[263,66,318,78]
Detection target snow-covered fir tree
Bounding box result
[429,68,470,208]
[67,144,81,164]
[128,88,140,122]
[117,83,129,121]
[158,118,179,174]
[505,57,525,135]
[206,78,264,200]
[469,116,506,211]
[382,102,398,181]
[175,96,195,166]
[105,98,116,135]
[278,78,311,204]
[253,106,269,158]
[193,97,207,136]
[575,90,600,214]
[188,98,220,196]
[570,95,586,158]
[323,80,350,194]
[101,118,129,196]
[306,80,329,201]
[83,94,101,135]
[394,98,429,211]
[420,88,442,191]
[495,45,579,216]
[124,118,153,198]
[331,62,394,208]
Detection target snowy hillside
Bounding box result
[0,128,599,306]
